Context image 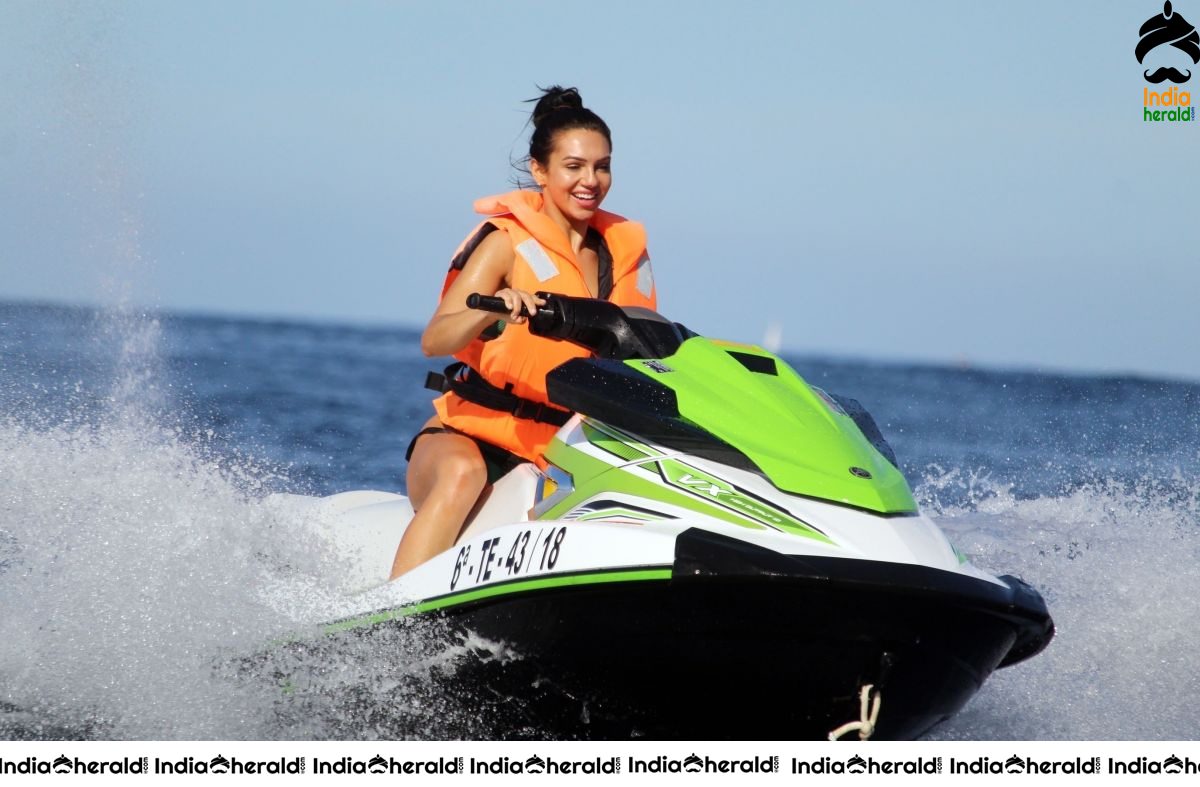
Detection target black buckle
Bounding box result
[513,400,569,426]
[424,371,448,393]
[512,400,542,420]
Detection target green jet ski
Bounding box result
[268,292,1054,740]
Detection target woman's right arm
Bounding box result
[420,230,544,357]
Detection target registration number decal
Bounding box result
[449,526,568,591]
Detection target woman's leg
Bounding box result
[390,415,488,579]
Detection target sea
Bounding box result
[1,298,1198,741]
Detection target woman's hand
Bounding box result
[421,229,532,357]
[492,288,547,324]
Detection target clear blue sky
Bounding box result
[2,1,1197,380]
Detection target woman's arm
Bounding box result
[420,230,545,357]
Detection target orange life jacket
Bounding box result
[432,190,657,466]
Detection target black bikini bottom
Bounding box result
[405,425,526,485]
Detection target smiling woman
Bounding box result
[390,86,658,578]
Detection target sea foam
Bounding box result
[920,468,1200,739]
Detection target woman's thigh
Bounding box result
[405,415,487,509]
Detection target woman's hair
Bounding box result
[516,86,611,186]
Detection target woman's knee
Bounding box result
[407,428,485,502]
[435,451,488,497]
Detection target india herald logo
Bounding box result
[1138,1,1200,83]
[1139,2,1198,120]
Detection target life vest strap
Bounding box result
[425,362,572,427]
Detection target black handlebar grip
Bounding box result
[466,293,512,314]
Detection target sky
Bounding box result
[2,0,1198,381]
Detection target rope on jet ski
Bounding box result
[827,684,882,741]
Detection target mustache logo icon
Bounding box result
[1145,65,1194,81]
[1137,1,1200,83]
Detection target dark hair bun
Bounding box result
[521,84,611,171]
[531,85,585,128]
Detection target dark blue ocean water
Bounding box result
[2,299,1199,740]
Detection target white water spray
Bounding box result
[0,4,475,740]
[918,469,1200,739]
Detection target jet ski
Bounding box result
[271,292,1054,741]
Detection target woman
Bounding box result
[390,86,657,579]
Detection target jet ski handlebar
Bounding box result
[466,292,690,360]
[465,293,529,316]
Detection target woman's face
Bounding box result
[531,128,612,229]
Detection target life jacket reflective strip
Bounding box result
[432,190,656,466]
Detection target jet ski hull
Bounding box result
[397,529,1052,740]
